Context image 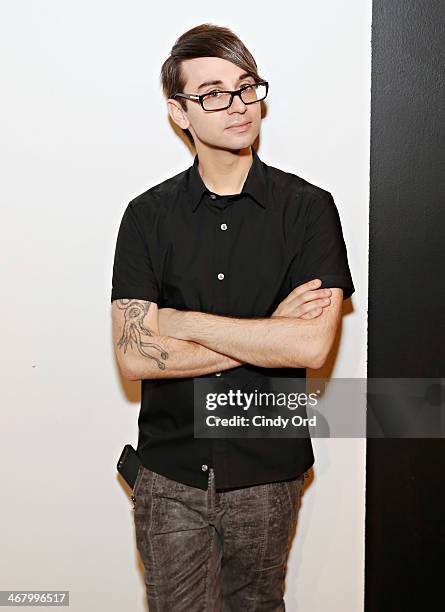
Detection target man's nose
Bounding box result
[229,92,248,112]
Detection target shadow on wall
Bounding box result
[304,296,355,491]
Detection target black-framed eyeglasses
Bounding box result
[172,81,269,112]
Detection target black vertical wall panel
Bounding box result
[367,2,445,610]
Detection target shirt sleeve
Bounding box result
[110,202,160,303]
[292,190,355,300]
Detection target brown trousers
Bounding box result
[132,465,305,611]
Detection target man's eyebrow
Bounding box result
[196,72,254,91]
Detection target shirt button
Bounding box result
[217,273,225,280]
[215,372,221,377]
[201,464,209,472]
[220,223,228,230]
[210,193,217,200]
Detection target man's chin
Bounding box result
[196,133,257,153]
[220,133,258,151]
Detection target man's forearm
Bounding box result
[128,335,243,381]
[173,312,321,369]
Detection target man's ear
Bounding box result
[167,99,190,130]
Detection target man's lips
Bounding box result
[226,121,252,130]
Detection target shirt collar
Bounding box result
[185,145,268,212]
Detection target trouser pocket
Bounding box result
[131,464,145,508]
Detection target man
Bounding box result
[111,23,355,612]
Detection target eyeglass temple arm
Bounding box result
[173,93,200,101]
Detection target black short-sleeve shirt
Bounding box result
[111,145,355,490]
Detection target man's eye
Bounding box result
[207,90,222,97]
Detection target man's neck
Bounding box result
[196,145,253,196]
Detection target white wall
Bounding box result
[0,1,370,610]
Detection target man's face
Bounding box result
[169,56,263,150]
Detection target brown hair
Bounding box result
[160,23,265,147]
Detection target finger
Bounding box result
[289,297,331,316]
[281,279,322,305]
[286,290,331,311]
[300,307,323,319]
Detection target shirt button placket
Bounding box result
[210,192,232,319]
[217,214,228,282]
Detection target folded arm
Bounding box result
[112,298,243,381]
[159,288,344,370]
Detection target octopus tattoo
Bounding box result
[115,299,169,370]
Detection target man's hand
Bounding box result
[271,278,332,320]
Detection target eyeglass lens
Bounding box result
[202,83,267,111]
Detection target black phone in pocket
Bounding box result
[117,444,142,490]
